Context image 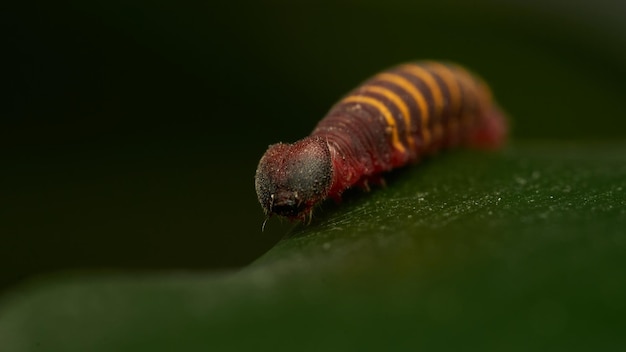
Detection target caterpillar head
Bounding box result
[255,136,333,221]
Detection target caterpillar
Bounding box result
[255,60,507,223]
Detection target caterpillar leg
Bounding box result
[356,174,387,192]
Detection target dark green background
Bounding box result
[3,0,626,291]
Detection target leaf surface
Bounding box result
[1,144,625,351]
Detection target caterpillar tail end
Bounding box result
[469,105,509,150]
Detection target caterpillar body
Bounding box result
[255,61,507,222]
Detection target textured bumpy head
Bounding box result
[255,137,333,221]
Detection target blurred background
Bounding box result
[2,0,626,292]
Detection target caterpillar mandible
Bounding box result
[255,61,508,223]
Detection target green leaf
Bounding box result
[1,143,626,351]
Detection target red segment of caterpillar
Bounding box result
[255,61,508,222]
